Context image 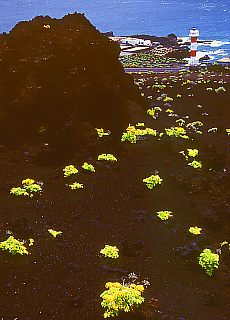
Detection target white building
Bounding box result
[119,37,152,47]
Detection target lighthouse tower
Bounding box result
[189,27,199,66]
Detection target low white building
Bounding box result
[119,37,152,47]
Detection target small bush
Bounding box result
[157,211,173,221]
[198,249,219,276]
[63,165,78,177]
[143,174,162,189]
[100,282,144,318]
[98,154,117,162]
[82,162,95,172]
[0,236,29,255]
[100,245,119,259]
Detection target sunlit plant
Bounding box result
[63,165,78,177]
[198,249,219,276]
[98,154,117,162]
[143,174,162,189]
[82,162,95,172]
[0,236,29,255]
[157,211,173,221]
[165,127,189,139]
[96,128,111,138]
[189,226,202,235]
[68,182,84,189]
[10,178,42,198]
[188,160,202,169]
[100,282,145,318]
[100,245,119,259]
[48,229,62,238]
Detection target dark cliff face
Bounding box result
[0,13,138,147]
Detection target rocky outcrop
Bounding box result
[0,13,140,147]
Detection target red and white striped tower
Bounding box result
[189,27,199,66]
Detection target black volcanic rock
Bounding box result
[0,13,140,147]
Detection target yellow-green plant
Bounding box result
[68,182,84,189]
[63,165,78,177]
[143,174,162,189]
[198,249,219,276]
[0,236,29,255]
[48,229,62,238]
[82,162,95,172]
[98,154,117,162]
[100,282,145,318]
[188,160,202,169]
[187,149,199,158]
[96,128,111,138]
[121,130,137,143]
[189,226,202,235]
[10,178,42,198]
[165,127,188,139]
[121,125,157,143]
[157,211,173,221]
[163,96,173,102]
[180,149,199,160]
[100,245,119,259]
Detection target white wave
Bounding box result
[198,40,230,47]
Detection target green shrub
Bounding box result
[165,126,188,139]
[68,182,84,189]
[0,236,29,255]
[143,174,162,189]
[189,226,202,235]
[188,160,202,169]
[63,165,78,177]
[100,245,119,259]
[100,282,145,318]
[10,178,42,198]
[82,162,95,172]
[157,211,173,221]
[98,154,117,162]
[198,249,219,276]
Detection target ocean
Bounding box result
[0,0,229,61]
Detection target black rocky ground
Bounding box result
[0,13,142,151]
[0,14,230,320]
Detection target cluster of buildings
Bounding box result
[109,36,160,55]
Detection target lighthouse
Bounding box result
[189,27,199,66]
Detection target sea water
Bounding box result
[0,0,229,61]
